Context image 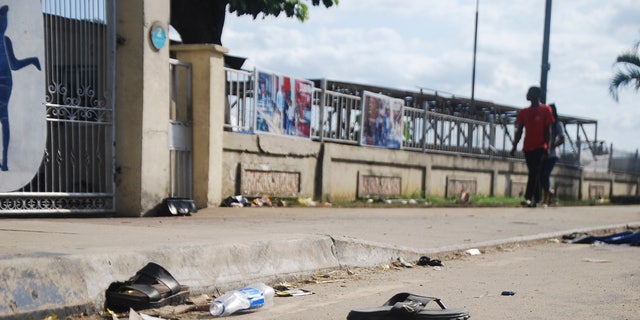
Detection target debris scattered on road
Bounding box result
[107,308,164,320]
[397,257,414,268]
[582,258,612,263]
[465,248,481,255]
[220,195,332,208]
[416,256,443,267]
[221,195,249,207]
[366,198,423,205]
[174,294,212,314]
[275,288,314,297]
[252,194,273,207]
[501,291,516,296]
[417,256,430,266]
[297,197,317,206]
[428,259,443,267]
[563,229,640,246]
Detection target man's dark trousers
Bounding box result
[524,148,545,203]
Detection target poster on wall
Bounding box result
[360,91,404,149]
[254,69,313,138]
[0,0,46,192]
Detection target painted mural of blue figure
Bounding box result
[0,5,41,171]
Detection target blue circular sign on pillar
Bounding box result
[150,22,166,51]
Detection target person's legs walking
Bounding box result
[531,149,545,204]
[524,152,534,199]
[524,148,545,206]
[541,156,558,205]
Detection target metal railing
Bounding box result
[402,106,493,155]
[224,68,254,133]
[225,68,503,157]
[610,149,640,174]
[312,87,361,144]
[223,69,639,174]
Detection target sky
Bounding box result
[221,0,640,152]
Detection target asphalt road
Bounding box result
[105,239,640,320]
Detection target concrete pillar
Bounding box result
[424,165,432,198]
[172,44,227,208]
[115,0,171,216]
[320,143,333,201]
[578,170,584,200]
[491,168,498,197]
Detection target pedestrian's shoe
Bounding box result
[520,199,536,208]
[543,191,551,206]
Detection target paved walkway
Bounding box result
[1,205,639,319]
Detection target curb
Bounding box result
[3,223,638,319]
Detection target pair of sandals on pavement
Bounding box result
[348,292,470,319]
[105,262,190,312]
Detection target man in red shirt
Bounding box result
[510,86,554,207]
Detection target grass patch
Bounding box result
[320,195,602,208]
[253,195,608,208]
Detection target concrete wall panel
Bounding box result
[220,132,638,204]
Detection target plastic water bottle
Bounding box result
[210,282,275,317]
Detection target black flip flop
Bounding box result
[105,262,190,312]
[347,292,470,320]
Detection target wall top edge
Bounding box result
[171,44,229,54]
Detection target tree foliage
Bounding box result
[228,0,339,22]
[171,0,338,45]
[610,41,640,102]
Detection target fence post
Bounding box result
[421,102,428,153]
[489,115,496,160]
[577,136,581,165]
[318,79,327,142]
[608,143,613,173]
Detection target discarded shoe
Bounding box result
[105,262,190,312]
[427,259,443,267]
[417,256,431,266]
[221,195,249,207]
[347,292,470,320]
[567,230,640,245]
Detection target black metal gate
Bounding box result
[0,0,116,214]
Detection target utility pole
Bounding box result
[471,0,479,104]
[540,0,552,103]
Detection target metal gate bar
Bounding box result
[169,59,193,199]
[167,59,195,215]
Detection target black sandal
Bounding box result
[105,262,190,312]
[347,292,470,320]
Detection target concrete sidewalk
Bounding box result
[1,205,639,319]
